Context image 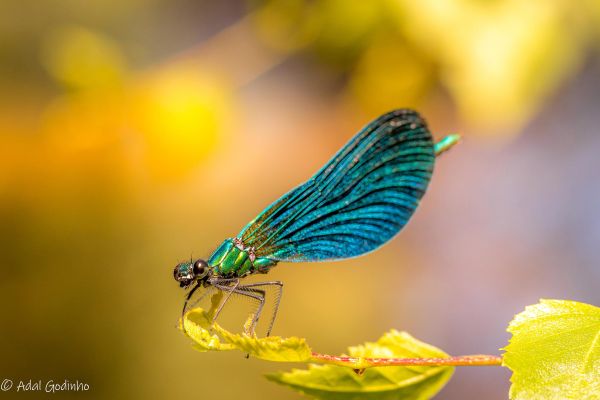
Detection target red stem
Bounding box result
[310,352,502,367]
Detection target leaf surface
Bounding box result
[181,306,312,361]
[267,330,453,400]
[503,299,600,400]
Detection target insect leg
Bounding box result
[184,277,239,318]
[238,287,266,336]
[213,284,265,336]
[236,281,283,337]
[211,278,240,324]
[181,282,202,335]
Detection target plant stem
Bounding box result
[310,352,502,369]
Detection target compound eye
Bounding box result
[193,259,208,277]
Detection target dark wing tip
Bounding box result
[373,109,429,131]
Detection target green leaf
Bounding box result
[267,330,454,400]
[180,291,235,352]
[503,299,600,400]
[182,308,237,352]
[181,294,454,399]
[214,324,312,362]
[179,291,312,362]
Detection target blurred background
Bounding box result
[2,0,600,399]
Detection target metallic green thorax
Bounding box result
[208,238,277,278]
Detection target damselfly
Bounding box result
[175,109,459,336]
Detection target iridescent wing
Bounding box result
[239,109,435,262]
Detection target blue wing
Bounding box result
[239,109,435,262]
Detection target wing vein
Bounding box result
[238,109,435,262]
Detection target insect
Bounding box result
[175,109,459,337]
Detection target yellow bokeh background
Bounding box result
[2,1,600,399]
